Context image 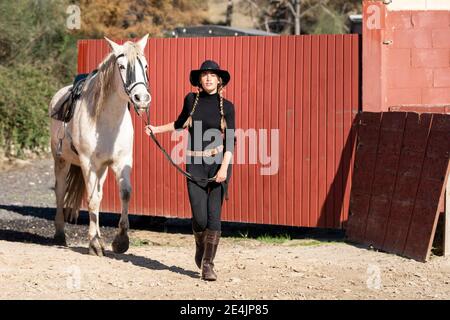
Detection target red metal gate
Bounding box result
[77,34,360,229]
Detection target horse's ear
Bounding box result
[104,36,121,54]
[136,34,149,53]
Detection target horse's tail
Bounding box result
[64,165,85,223]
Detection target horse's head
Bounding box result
[105,34,151,114]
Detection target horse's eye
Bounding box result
[119,65,126,70]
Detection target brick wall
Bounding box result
[386,10,450,107]
[363,0,450,111]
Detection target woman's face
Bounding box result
[199,71,221,94]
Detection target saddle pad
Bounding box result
[51,70,97,123]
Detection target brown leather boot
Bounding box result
[193,230,205,269]
[201,229,221,281]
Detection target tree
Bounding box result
[79,0,210,38]
[0,0,77,156]
[238,0,361,35]
[226,0,233,26]
[0,0,78,82]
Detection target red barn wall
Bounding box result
[77,35,360,228]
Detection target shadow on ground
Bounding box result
[69,246,200,278]
[0,204,347,244]
[0,225,199,278]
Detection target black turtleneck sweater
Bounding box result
[174,91,235,154]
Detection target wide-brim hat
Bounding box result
[189,60,230,87]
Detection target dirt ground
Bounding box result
[0,157,449,300]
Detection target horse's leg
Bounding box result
[54,156,70,246]
[111,161,132,254]
[83,164,108,256]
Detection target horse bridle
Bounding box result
[115,53,150,118]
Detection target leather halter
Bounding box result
[115,53,150,116]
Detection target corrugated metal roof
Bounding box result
[170,25,278,37]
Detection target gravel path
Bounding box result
[0,158,120,245]
[0,157,449,300]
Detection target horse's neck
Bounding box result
[90,72,129,126]
[98,92,129,124]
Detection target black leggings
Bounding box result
[186,158,232,232]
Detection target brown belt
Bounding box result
[186,145,224,157]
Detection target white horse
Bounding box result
[48,35,151,256]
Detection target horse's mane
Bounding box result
[85,41,142,120]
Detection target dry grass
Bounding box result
[207,0,255,28]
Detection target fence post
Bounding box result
[445,170,450,256]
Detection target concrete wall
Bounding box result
[363,0,450,111]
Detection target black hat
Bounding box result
[189,60,230,87]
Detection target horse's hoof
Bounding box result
[89,237,105,257]
[112,233,129,254]
[54,233,67,247]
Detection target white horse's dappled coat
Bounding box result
[48,35,150,256]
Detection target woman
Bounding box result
[145,60,235,281]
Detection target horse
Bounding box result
[48,34,151,256]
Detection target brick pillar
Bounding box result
[363,0,450,111]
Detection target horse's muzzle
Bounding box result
[138,102,150,110]
[137,107,149,113]
[133,102,150,116]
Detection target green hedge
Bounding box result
[0,0,77,158]
[0,64,61,157]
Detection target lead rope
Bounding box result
[143,109,217,184]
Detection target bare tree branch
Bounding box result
[242,0,271,16]
[318,3,350,32]
[300,3,320,18]
[285,0,297,17]
[241,0,358,34]
[264,16,270,32]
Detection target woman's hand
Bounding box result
[145,122,176,135]
[215,166,228,183]
[145,125,158,135]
